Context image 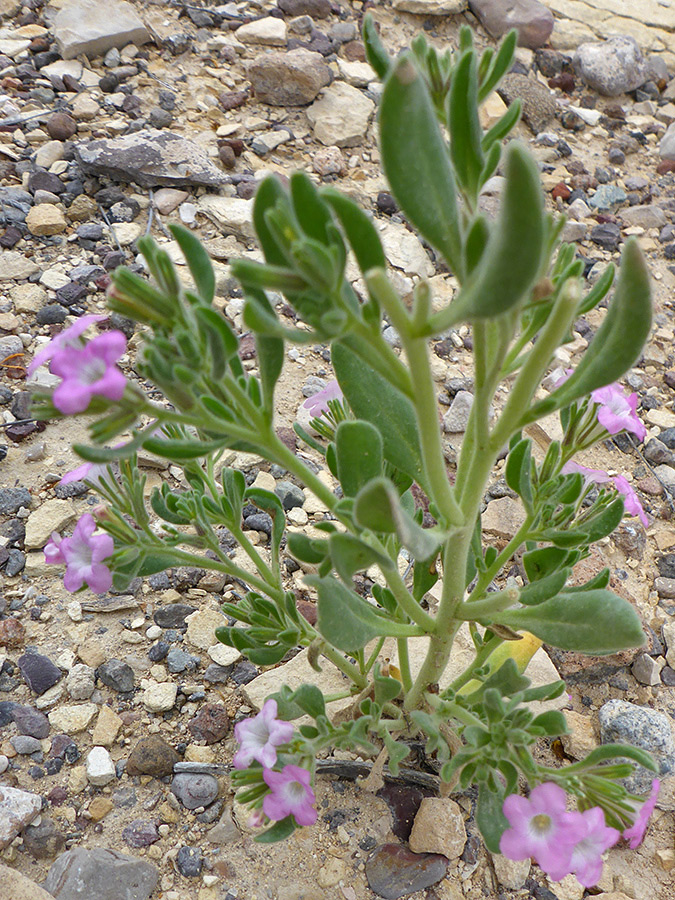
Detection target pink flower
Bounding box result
[50,331,127,415]
[561,461,611,486]
[613,475,649,528]
[233,699,294,770]
[60,461,106,486]
[44,514,114,593]
[500,783,578,874]
[303,380,343,418]
[28,314,108,375]
[591,384,646,442]
[623,779,660,849]
[262,764,317,826]
[547,807,620,888]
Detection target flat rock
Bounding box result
[247,48,331,106]
[0,863,56,899]
[91,705,122,746]
[197,195,255,240]
[365,843,448,899]
[18,652,63,695]
[0,785,42,850]
[48,703,97,734]
[26,205,68,237]
[24,499,76,550]
[469,0,554,49]
[574,35,649,96]
[482,496,527,540]
[620,204,667,230]
[306,81,375,147]
[0,251,39,281]
[599,699,675,793]
[53,0,150,60]
[75,131,227,188]
[141,681,177,713]
[392,0,467,12]
[236,16,287,46]
[43,848,158,900]
[379,221,434,277]
[186,608,227,651]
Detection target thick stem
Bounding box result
[397,637,413,693]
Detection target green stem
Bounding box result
[366,270,464,527]
[364,637,386,675]
[397,637,413,693]
[266,431,339,516]
[320,644,368,689]
[490,281,581,452]
[378,556,436,631]
[454,588,518,620]
[230,525,281,590]
[168,546,285,603]
[445,636,502,693]
[466,516,533,602]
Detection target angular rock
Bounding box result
[278,0,331,16]
[621,205,667,230]
[43,848,159,900]
[574,36,649,97]
[97,659,135,693]
[443,391,474,433]
[482,496,526,540]
[236,17,287,46]
[186,608,227,651]
[187,704,229,744]
[75,131,227,188]
[365,844,448,900]
[22,817,66,860]
[24,499,76,550]
[306,81,375,147]
[408,798,466,859]
[198,196,255,240]
[0,785,42,850]
[26,205,68,237]
[91,705,122,746]
[53,0,150,61]
[0,251,39,281]
[141,681,177,713]
[599,699,675,793]
[122,820,159,848]
[469,0,553,49]
[66,664,95,701]
[48,703,97,734]
[247,48,331,106]
[126,734,180,777]
[86,746,116,786]
[18,652,63,695]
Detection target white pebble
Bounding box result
[66,600,83,622]
[0,754,9,774]
[146,625,162,640]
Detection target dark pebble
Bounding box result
[113,786,138,807]
[97,658,135,693]
[54,481,89,499]
[36,304,67,325]
[203,663,233,683]
[27,170,65,195]
[126,734,180,778]
[148,107,173,128]
[12,704,49,738]
[18,651,62,695]
[243,512,273,536]
[590,222,621,251]
[6,549,26,576]
[274,480,305,511]
[187,704,229,744]
[22,817,65,859]
[176,846,203,878]
[46,112,77,141]
[153,604,196,629]
[0,487,31,515]
[166,648,197,674]
[662,667,675,686]
[365,844,449,899]
[230,661,258,685]
[148,641,170,662]
[122,820,160,848]
[56,281,88,306]
[0,226,22,248]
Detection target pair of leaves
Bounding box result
[354,477,440,562]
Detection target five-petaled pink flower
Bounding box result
[591,384,646,443]
[28,314,108,375]
[546,806,620,888]
[303,379,343,418]
[613,475,649,528]
[623,779,660,849]
[233,699,294,770]
[500,783,578,875]
[262,764,317,826]
[44,513,114,593]
[50,331,127,415]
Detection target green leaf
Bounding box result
[362,13,391,79]
[292,684,326,719]
[256,334,284,413]
[194,306,239,379]
[413,550,439,602]
[168,223,215,304]
[476,782,509,854]
[290,172,336,247]
[379,53,462,276]
[332,339,425,488]
[525,239,652,422]
[448,50,483,199]
[246,487,285,560]
[568,743,657,773]
[287,532,328,565]
[354,477,440,560]
[530,710,568,737]
[493,590,646,655]
[522,546,571,581]
[141,437,225,460]
[322,187,387,277]
[329,533,390,583]
[335,420,383,497]
[373,663,402,705]
[253,176,292,267]
[306,574,415,652]
[579,497,625,543]
[519,569,569,606]
[255,815,297,843]
[481,100,521,152]
[436,142,545,326]
[565,568,610,593]
[477,29,517,102]
[383,730,409,776]
[505,437,533,511]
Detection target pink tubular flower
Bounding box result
[591,384,646,443]
[262,764,317,826]
[60,461,106,486]
[303,379,343,418]
[561,461,611,486]
[500,783,578,874]
[44,514,114,593]
[50,331,127,415]
[613,475,649,528]
[28,314,108,375]
[623,779,660,849]
[547,807,620,888]
[233,699,294,770]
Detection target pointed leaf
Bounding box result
[493,590,646,655]
[169,223,215,304]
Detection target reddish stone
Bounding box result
[657,159,675,175]
[548,73,575,93]
[297,599,317,626]
[218,90,248,111]
[276,427,297,452]
[0,617,25,647]
[551,182,571,200]
[188,704,229,744]
[637,476,664,497]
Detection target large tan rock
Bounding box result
[26,204,68,237]
[24,499,76,550]
[53,0,150,60]
[0,863,55,900]
[247,48,331,106]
